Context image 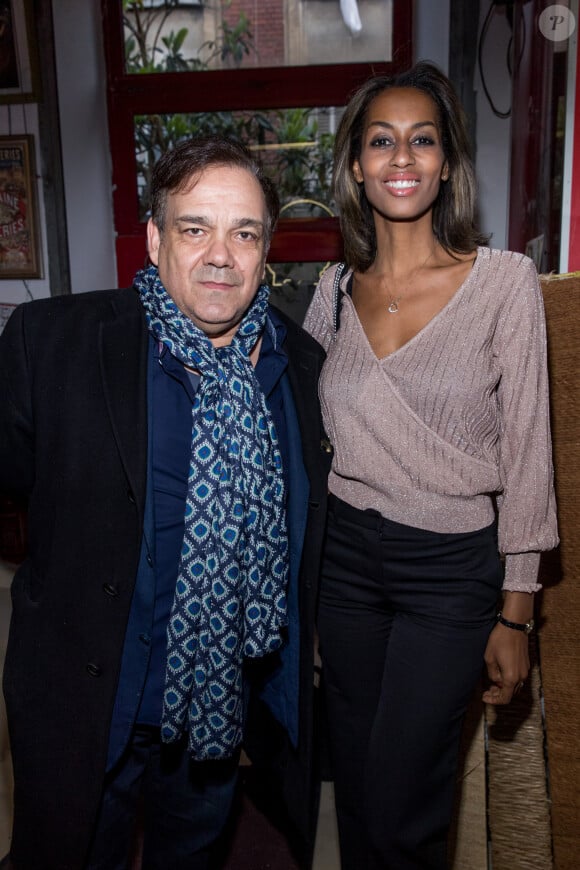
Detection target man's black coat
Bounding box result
[0,287,329,869]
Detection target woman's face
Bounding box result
[352,87,449,224]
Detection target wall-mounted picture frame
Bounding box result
[0,0,41,103]
[0,135,42,279]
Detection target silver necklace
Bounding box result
[384,249,434,314]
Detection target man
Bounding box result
[0,138,329,869]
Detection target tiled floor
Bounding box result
[312,785,340,869]
[0,561,340,868]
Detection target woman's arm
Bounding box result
[483,254,558,704]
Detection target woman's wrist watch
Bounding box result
[497,611,535,634]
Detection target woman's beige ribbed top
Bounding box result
[303,247,558,592]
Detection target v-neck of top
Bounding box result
[343,248,481,362]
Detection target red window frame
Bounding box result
[100,1,413,286]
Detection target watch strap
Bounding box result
[497,611,534,634]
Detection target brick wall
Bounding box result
[222,0,285,68]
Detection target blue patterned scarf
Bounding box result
[135,265,289,760]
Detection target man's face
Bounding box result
[147,165,269,347]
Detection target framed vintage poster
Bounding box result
[0,135,42,278]
[0,0,41,103]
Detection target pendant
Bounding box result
[387,300,400,314]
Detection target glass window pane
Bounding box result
[267,261,329,325]
[134,107,341,221]
[123,0,393,74]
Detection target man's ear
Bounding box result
[147,218,161,266]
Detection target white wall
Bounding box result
[473,5,512,248]
[414,0,512,248]
[52,0,116,293]
[414,0,450,72]
[0,1,116,306]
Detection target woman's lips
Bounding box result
[384,176,420,196]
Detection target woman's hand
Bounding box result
[482,621,530,705]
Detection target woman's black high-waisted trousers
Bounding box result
[319,495,503,870]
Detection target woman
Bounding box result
[303,62,558,869]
